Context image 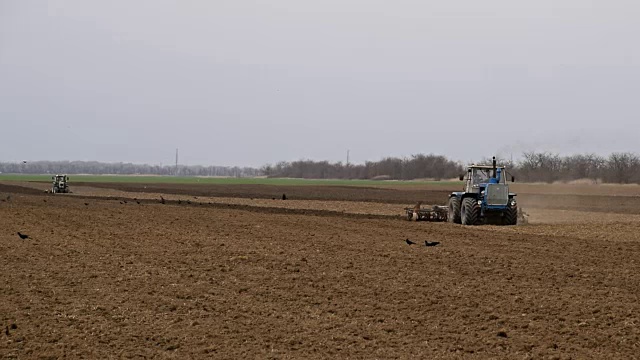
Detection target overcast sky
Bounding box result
[1,1,638,167]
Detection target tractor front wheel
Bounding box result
[448,197,461,224]
[503,201,518,225]
[461,197,481,225]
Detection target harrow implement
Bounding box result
[405,202,449,222]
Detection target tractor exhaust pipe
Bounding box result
[492,156,497,178]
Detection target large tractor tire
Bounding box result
[461,197,481,225]
[502,202,518,225]
[448,196,461,224]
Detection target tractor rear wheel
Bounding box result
[448,197,461,224]
[461,197,481,225]
[503,202,518,225]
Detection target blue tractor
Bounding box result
[448,157,517,225]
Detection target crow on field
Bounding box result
[43,199,47,203]
[119,201,123,204]
[160,196,166,204]
[178,200,182,204]
[17,232,29,240]
[4,326,8,336]
[84,203,89,206]
[405,238,415,245]
[136,201,141,205]
[282,193,287,200]
[425,241,440,247]
[123,200,128,204]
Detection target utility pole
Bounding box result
[346,150,350,167]
[175,148,179,176]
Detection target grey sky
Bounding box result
[1,0,638,167]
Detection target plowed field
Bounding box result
[1,181,639,359]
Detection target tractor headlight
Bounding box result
[477,200,482,205]
[510,200,516,206]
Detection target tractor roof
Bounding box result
[468,165,506,170]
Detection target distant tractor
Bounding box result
[52,174,70,194]
[448,157,517,225]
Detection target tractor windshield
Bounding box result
[471,169,491,184]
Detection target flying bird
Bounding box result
[405,238,415,245]
[424,241,440,247]
[17,232,29,240]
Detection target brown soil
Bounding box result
[1,182,639,359]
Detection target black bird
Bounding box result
[405,238,415,245]
[84,203,89,206]
[4,326,8,336]
[119,201,123,204]
[160,196,166,204]
[178,200,182,205]
[136,201,141,205]
[17,232,29,240]
[43,199,47,203]
[123,200,128,204]
[425,240,440,247]
[282,193,287,200]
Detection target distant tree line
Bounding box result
[0,161,260,178]
[261,154,464,180]
[4,152,640,184]
[512,152,640,184]
[263,152,640,184]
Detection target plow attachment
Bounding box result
[405,203,448,222]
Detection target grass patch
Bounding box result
[0,174,461,187]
